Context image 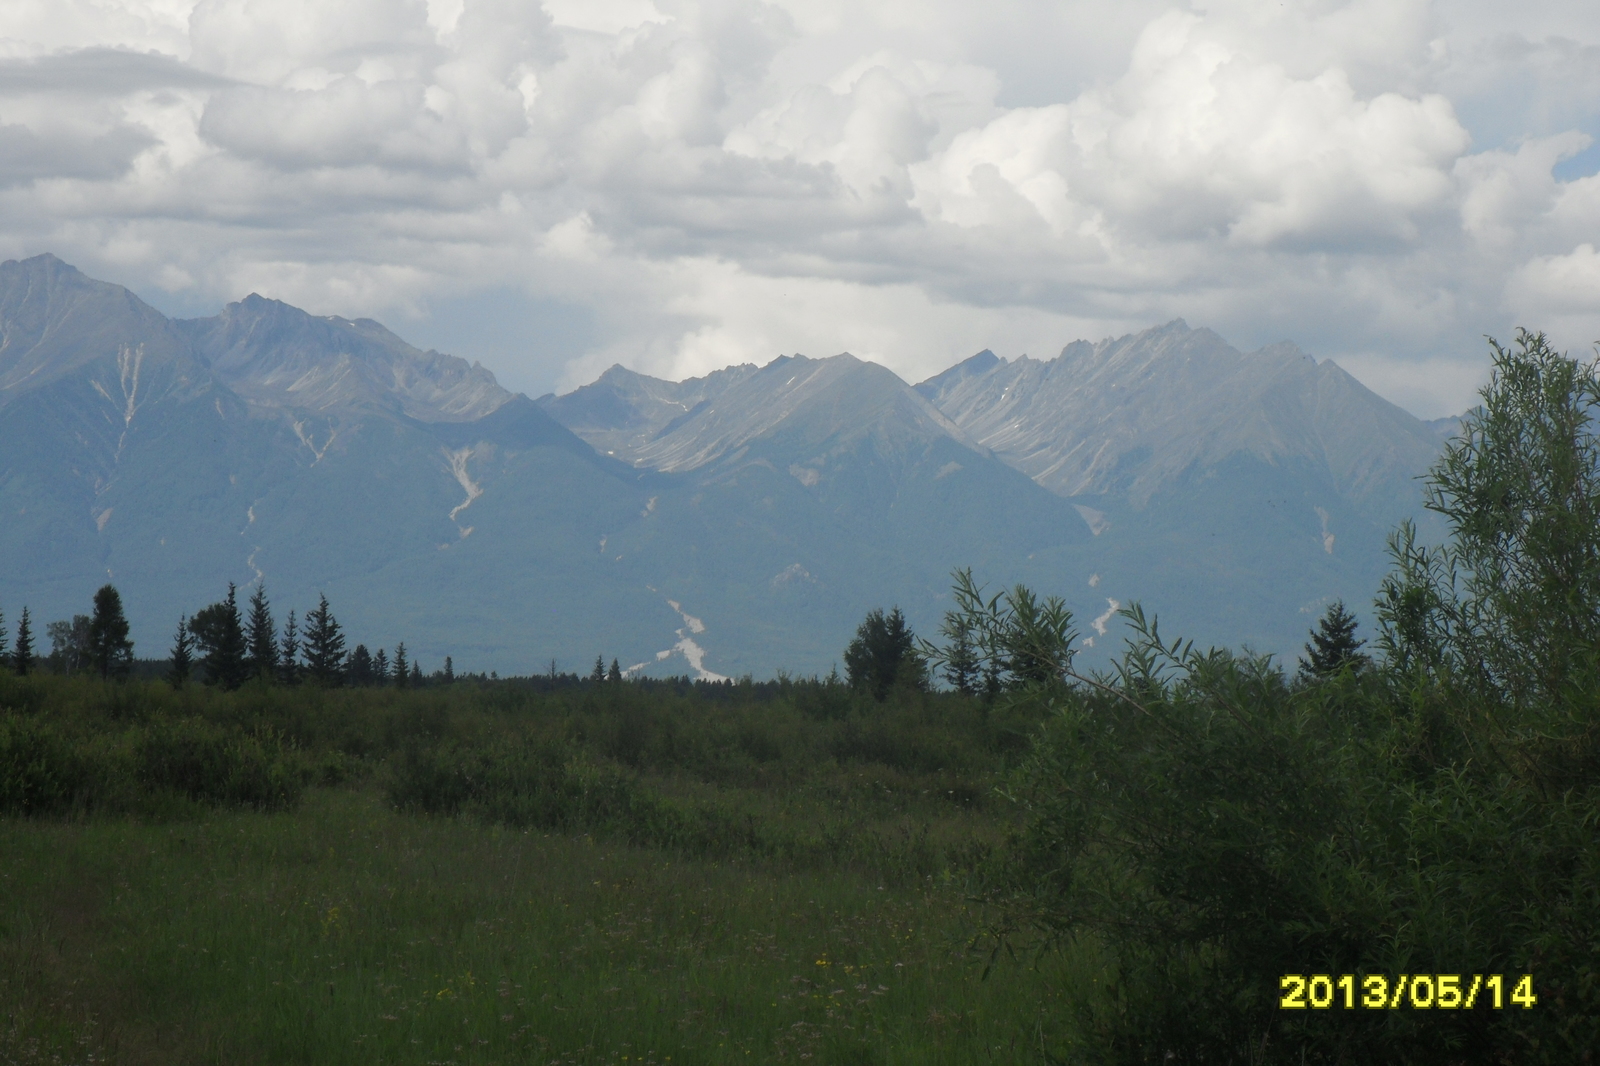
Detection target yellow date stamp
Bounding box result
[1279,974,1536,1010]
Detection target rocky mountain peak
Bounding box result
[179,294,511,422]
[917,319,1440,517]
[0,253,192,400]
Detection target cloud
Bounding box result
[0,0,1596,415]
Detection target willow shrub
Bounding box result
[0,706,303,816]
[987,614,1600,1063]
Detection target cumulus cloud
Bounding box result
[0,0,1596,414]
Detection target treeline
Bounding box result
[166,584,443,691]
[0,583,458,690]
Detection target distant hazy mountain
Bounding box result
[0,254,679,676]
[538,362,759,460]
[543,352,1094,670]
[177,294,512,422]
[551,324,1449,663]
[1,254,1446,677]
[915,321,1440,524]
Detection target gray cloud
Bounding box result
[0,1,1596,419]
[0,121,155,185]
[0,48,231,95]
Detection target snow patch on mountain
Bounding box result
[635,597,727,681]
[1083,597,1121,647]
[446,446,483,531]
[1315,507,1335,554]
[292,420,337,464]
[1074,504,1109,536]
[770,563,815,589]
[87,344,145,461]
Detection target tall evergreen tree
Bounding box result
[607,658,622,682]
[168,615,194,689]
[0,605,7,666]
[936,612,979,695]
[12,607,34,676]
[373,647,389,681]
[347,644,374,686]
[409,661,422,688]
[302,594,347,687]
[245,583,278,682]
[590,655,606,682]
[844,606,925,701]
[443,656,454,683]
[1299,600,1367,680]
[392,642,409,687]
[278,610,300,685]
[190,584,247,689]
[86,584,134,679]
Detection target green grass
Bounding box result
[1,786,1093,1066]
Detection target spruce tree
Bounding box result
[278,610,300,685]
[444,656,454,683]
[0,605,7,666]
[938,613,979,695]
[245,583,278,682]
[302,594,346,687]
[844,607,924,701]
[347,644,374,686]
[409,661,422,688]
[607,658,622,682]
[373,647,389,681]
[590,655,606,682]
[190,584,246,689]
[87,585,134,680]
[1299,600,1367,680]
[392,642,409,687]
[169,615,194,689]
[12,607,34,676]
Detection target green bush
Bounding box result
[136,717,303,811]
[0,713,90,815]
[970,323,1600,1065]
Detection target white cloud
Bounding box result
[0,0,1596,415]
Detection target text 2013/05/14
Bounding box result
[1279,974,1536,1010]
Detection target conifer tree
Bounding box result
[409,661,422,688]
[278,610,300,685]
[87,584,134,680]
[0,605,6,666]
[937,612,980,695]
[844,607,925,700]
[1299,600,1367,680]
[444,656,454,683]
[245,583,278,682]
[347,644,374,686]
[392,642,409,687]
[591,655,606,682]
[373,647,388,681]
[190,584,246,689]
[12,607,34,676]
[169,615,194,689]
[302,594,346,687]
[607,658,622,682]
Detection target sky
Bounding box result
[1,1,1598,417]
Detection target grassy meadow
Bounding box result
[1,671,1094,1066]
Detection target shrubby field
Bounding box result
[4,331,1598,1065]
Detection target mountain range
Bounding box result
[0,254,1446,676]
